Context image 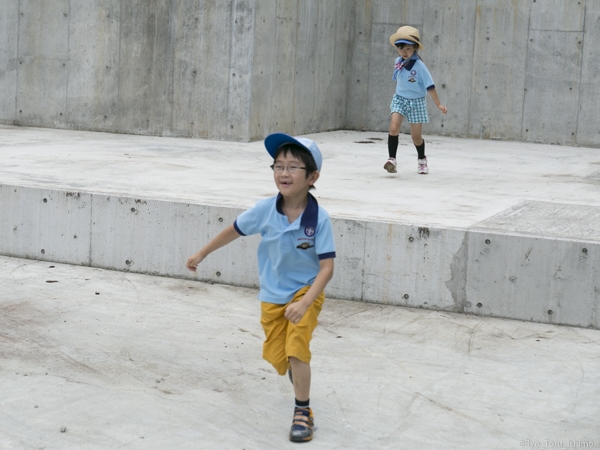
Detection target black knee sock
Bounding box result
[388,134,399,159]
[415,141,425,159]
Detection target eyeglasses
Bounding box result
[270,164,306,173]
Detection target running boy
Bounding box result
[185,133,336,443]
[384,26,447,175]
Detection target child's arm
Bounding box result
[186,224,241,272]
[284,258,334,324]
[427,88,447,114]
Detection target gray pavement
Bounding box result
[1,126,600,448]
[2,125,600,229]
[1,255,600,449]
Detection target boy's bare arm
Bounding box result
[284,258,334,324]
[428,88,447,114]
[186,224,241,272]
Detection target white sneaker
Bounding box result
[384,158,397,173]
[417,158,429,174]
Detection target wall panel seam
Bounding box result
[88,190,93,266]
[66,0,72,125]
[167,0,176,135]
[575,4,587,144]
[292,0,301,134]
[360,219,367,301]
[15,0,22,122]
[521,1,533,141]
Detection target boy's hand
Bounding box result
[186,252,205,272]
[284,300,309,325]
[437,104,447,114]
[184,225,242,273]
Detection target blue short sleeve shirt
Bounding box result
[233,193,336,304]
[394,57,435,99]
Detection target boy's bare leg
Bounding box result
[289,357,311,401]
[288,357,314,442]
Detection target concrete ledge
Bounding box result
[2,183,598,329]
[466,231,599,328]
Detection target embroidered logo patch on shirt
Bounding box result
[297,242,314,250]
[304,226,315,237]
[408,77,416,83]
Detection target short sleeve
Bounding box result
[419,61,435,90]
[315,209,336,260]
[234,199,269,236]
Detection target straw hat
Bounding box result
[389,26,424,50]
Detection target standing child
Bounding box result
[384,26,447,175]
[185,133,336,443]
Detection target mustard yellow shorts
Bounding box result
[260,286,325,376]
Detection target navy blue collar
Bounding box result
[401,55,419,71]
[276,192,319,228]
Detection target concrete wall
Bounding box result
[2,183,599,329]
[1,0,258,140]
[248,0,352,140]
[349,0,600,147]
[1,0,600,146]
[0,0,350,141]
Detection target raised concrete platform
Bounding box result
[1,255,599,449]
[1,125,599,328]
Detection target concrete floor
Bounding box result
[1,255,599,449]
[1,126,600,448]
[1,125,600,229]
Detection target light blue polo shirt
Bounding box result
[393,57,435,99]
[233,193,336,305]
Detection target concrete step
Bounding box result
[1,126,599,328]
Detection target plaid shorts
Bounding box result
[390,94,429,123]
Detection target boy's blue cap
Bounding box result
[264,133,323,172]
